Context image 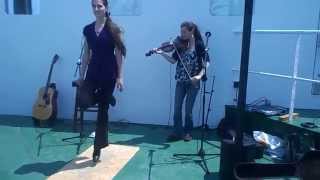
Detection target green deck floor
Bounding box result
[0,115,221,180]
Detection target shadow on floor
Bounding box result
[14,161,68,176]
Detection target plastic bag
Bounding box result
[253,131,285,159]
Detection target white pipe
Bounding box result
[289,35,302,121]
[232,28,320,121]
[233,29,320,34]
[232,69,320,83]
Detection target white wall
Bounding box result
[0,0,319,128]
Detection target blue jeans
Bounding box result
[173,81,200,136]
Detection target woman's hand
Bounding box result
[74,78,84,87]
[190,75,201,87]
[153,48,164,55]
[116,78,124,92]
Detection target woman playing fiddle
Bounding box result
[154,21,210,142]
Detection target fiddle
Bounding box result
[145,36,189,57]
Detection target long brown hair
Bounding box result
[180,21,207,67]
[180,21,204,45]
[102,0,126,57]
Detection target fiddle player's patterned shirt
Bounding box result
[173,49,201,82]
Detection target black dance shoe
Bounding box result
[92,149,101,162]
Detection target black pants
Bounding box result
[79,79,116,150]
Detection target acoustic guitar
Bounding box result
[32,54,59,125]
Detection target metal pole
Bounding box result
[236,0,254,161]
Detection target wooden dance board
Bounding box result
[48,144,139,180]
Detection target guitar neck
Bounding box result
[44,63,55,94]
[42,54,59,96]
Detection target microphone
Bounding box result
[205,31,212,38]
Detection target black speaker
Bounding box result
[219,136,265,180]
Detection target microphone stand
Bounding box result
[173,32,219,175]
[203,32,216,130]
[74,37,84,78]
